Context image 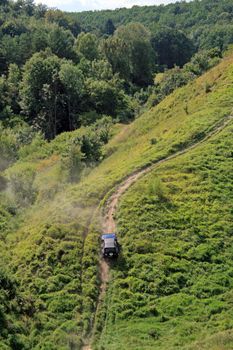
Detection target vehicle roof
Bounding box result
[104,238,115,248]
[102,233,116,239]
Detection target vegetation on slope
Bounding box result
[0,53,232,348]
[0,1,233,349]
[95,118,233,350]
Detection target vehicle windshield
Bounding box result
[104,247,116,253]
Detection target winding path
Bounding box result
[82,113,233,350]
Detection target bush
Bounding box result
[61,143,84,183]
[147,177,167,200]
[0,126,18,171]
[6,163,37,207]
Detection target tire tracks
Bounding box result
[82,113,233,350]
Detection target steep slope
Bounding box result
[2,53,233,349]
[91,114,233,350]
[96,115,233,350]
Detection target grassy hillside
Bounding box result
[95,114,233,350]
[1,53,233,348]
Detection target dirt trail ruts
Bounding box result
[82,114,233,350]
[103,114,233,234]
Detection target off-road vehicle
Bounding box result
[101,233,119,258]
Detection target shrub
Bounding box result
[0,175,7,192]
[61,143,84,183]
[147,177,167,200]
[6,163,37,207]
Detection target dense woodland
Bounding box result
[1,0,233,141]
[72,0,233,48]
[0,0,233,349]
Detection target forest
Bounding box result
[1,0,233,140]
[72,0,233,50]
[1,0,232,172]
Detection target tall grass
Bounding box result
[96,121,233,349]
[1,54,233,348]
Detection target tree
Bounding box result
[20,50,63,138]
[0,32,34,67]
[0,75,7,117]
[102,23,154,86]
[86,77,133,121]
[199,25,233,52]
[45,9,70,29]
[45,9,81,36]
[0,0,9,7]
[86,79,119,116]
[34,3,48,19]
[1,20,27,37]
[89,59,114,81]
[101,36,131,81]
[115,23,154,85]
[61,142,83,182]
[75,32,99,61]
[23,0,35,16]
[6,63,21,114]
[78,132,103,163]
[151,27,194,69]
[104,19,115,36]
[30,25,49,53]
[48,25,75,59]
[59,62,84,129]
[158,66,194,97]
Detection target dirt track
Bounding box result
[82,114,233,350]
[103,114,233,234]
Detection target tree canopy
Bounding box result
[0,0,232,139]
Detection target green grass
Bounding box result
[1,54,233,348]
[95,120,233,349]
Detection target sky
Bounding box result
[34,0,181,12]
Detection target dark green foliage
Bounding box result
[103,23,154,86]
[47,25,75,59]
[75,32,99,61]
[104,19,116,36]
[59,62,84,130]
[198,25,233,52]
[151,27,194,69]
[45,9,81,37]
[72,117,113,165]
[0,4,122,131]
[1,0,231,141]
[20,50,64,138]
[86,78,131,118]
[71,0,233,56]
[61,143,83,182]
